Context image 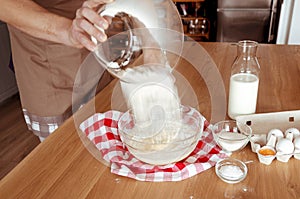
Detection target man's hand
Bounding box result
[69,0,114,51]
[0,0,114,51]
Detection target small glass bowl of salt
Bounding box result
[215,158,248,184]
[212,120,252,153]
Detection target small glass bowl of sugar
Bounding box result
[215,158,248,184]
[212,120,252,153]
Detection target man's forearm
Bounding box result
[0,0,75,47]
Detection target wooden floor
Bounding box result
[0,94,40,180]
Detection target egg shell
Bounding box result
[256,146,276,165]
[267,129,284,142]
[275,138,294,154]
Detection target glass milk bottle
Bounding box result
[228,40,260,119]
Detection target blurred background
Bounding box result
[1,0,300,103]
[174,0,300,44]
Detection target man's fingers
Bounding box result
[74,18,107,42]
[76,7,109,29]
[73,31,97,51]
[69,0,114,50]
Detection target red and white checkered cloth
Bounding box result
[79,110,229,182]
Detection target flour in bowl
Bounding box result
[120,64,181,141]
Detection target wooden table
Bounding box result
[1,42,300,198]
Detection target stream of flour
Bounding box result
[120,64,182,144]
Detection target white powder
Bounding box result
[217,131,248,152]
[219,165,244,180]
[120,64,181,140]
[107,61,120,69]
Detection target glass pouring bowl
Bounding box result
[92,0,184,81]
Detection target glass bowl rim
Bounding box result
[118,106,204,145]
[215,157,248,183]
[212,120,252,142]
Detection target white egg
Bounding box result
[285,128,300,139]
[267,129,284,142]
[276,138,294,154]
[294,136,300,150]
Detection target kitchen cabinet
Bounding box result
[173,0,210,41]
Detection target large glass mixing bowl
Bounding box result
[118,106,204,165]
